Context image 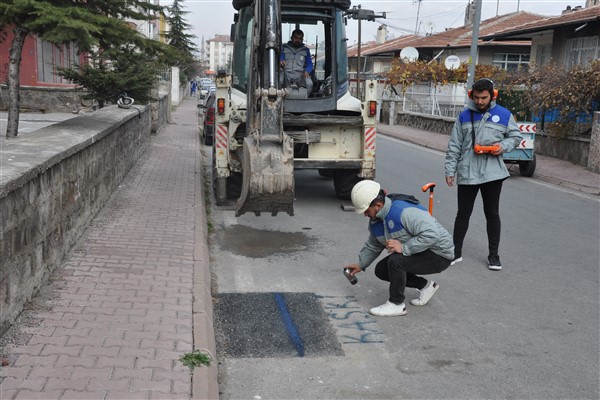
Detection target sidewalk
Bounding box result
[0,98,218,399]
[377,124,600,196]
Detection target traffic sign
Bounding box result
[519,123,536,133]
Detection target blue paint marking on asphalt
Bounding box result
[274,292,305,357]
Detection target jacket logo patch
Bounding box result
[491,115,500,123]
[388,220,395,230]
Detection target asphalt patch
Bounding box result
[214,292,343,358]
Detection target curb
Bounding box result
[192,131,219,400]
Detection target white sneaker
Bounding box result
[450,257,463,266]
[369,301,407,317]
[410,280,439,306]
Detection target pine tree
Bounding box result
[0,0,170,137]
[163,0,200,83]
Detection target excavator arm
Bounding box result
[235,0,295,216]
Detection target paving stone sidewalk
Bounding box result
[0,98,217,400]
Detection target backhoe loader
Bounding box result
[213,0,378,216]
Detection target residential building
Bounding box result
[126,0,161,40]
[0,30,84,87]
[348,10,547,77]
[481,4,600,68]
[207,35,234,73]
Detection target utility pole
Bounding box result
[414,0,422,34]
[466,0,482,101]
[347,6,386,99]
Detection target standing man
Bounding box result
[343,180,454,317]
[444,78,522,271]
[280,29,313,95]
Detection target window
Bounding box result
[565,36,599,68]
[36,38,78,84]
[535,44,552,66]
[492,53,530,71]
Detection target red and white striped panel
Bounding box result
[216,124,228,149]
[364,127,376,150]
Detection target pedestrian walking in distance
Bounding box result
[444,78,522,271]
[343,180,455,317]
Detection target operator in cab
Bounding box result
[280,29,313,95]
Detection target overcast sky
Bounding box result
[162,0,587,50]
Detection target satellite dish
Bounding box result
[399,47,419,62]
[444,55,461,70]
[425,21,435,35]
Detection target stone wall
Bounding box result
[0,106,151,335]
[0,85,92,113]
[534,134,591,167]
[380,100,456,135]
[587,112,600,173]
[151,92,170,134]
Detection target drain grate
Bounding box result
[214,292,343,358]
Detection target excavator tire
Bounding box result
[235,134,295,216]
[318,169,334,178]
[333,169,362,200]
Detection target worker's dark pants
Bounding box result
[375,251,451,305]
[453,179,504,258]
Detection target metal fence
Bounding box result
[158,68,171,82]
[382,83,467,119]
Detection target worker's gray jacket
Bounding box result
[281,42,313,81]
[358,197,455,270]
[445,100,522,185]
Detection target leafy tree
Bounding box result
[500,60,600,136]
[163,0,199,83]
[386,59,503,91]
[0,0,165,137]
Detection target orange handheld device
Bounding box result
[474,143,501,154]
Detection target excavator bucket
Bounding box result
[235,133,295,216]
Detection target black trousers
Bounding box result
[453,179,504,258]
[374,250,451,304]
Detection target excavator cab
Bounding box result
[213,0,376,216]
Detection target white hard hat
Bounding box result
[351,180,381,214]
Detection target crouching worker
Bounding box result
[343,180,455,317]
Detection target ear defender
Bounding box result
[468,86,498,100]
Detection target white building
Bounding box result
[207,35,233,73]
[126,0,161,40]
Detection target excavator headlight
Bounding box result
[369,101,377,117]
[217,98,225,114]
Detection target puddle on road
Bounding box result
[217,224,316,258]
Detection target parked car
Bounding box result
[203,93,216,146]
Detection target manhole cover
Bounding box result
[214,292,343,358]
